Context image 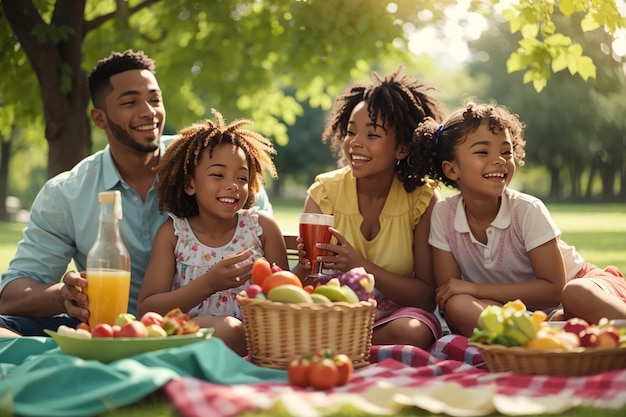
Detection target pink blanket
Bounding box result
[164,335,626,417]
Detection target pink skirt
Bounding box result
[374,307,443,339]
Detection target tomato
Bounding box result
[287,355,311,387]
[307,356,338,390]
[333,353,354,386]
[251,258,272,286]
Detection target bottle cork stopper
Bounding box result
[98,191,123,220]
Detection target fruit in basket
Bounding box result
[245,284,263,299]
[267,284,313,303]
[563,318,590,336]
[597,325,620,347]
[503,310,537,346]
[470,301,538,346]
[337,267,375,301]
[251,257,273,286]
[261,270,302,294]
[310,293,332,304]
[313,283,352,303]
[526,329,579,350]
[578,327,600,347]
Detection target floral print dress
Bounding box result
[170,208,263,320]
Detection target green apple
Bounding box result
[145,324,168,338]
[114,313,136,327]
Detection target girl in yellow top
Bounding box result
[295,68,446,348]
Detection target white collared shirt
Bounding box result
[429,188,584,283]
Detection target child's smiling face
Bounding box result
[185,143,250,218]
[442,121,515,198]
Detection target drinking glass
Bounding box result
[299,213,334,279]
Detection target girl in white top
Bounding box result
[412,101,626,337]
[137,109,288,355]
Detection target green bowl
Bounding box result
[44,327,214,363]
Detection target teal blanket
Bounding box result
[0,336,286,416]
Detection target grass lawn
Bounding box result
[1,201,625,417]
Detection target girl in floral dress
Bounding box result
[137,109,288,355]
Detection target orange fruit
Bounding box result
[262,270,303,294]
[252,258,272,286]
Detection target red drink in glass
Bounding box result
[299,213,334,276]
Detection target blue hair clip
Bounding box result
[434,124,444,149]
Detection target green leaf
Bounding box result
[559,0,577,17]
[551,50,568,72]
[581,12,601,32]
[544,33,572,47]
[506,51,528,73]
[520,23,538,39]
[575,55,597,80]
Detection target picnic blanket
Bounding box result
[1,335,626,417]
[164,335,626,417]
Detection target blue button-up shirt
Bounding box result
[0,137,177,315]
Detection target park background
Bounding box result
[1,1,626,272]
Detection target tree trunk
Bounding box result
[548,164,561,200]
[0,131,11,221]
[2,0,92,179]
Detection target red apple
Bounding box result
[578,327,601,347]
[597,325,620,348]
[117,320,148,338]
[140,311,164,327]
[563,318,590,336]
[90,323,115,338]
[271,263,283,273]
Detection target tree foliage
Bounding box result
[501,0,626,92]
[0,0,625,216]
[466,12,626,201]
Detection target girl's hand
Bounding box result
[435,279,475,314]
[210,250,254,291]
[295,236,312,271]
[316,228,364,273]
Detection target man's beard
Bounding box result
[107,116,159,153]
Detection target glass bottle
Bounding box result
[85,191,131,328]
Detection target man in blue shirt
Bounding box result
[0,50,272,336]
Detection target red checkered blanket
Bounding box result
[164,335,626,417]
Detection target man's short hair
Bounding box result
[88,50,156,108]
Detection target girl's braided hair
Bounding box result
[412,101,526,189]
[321,67,446,192]
[155,109,277,217]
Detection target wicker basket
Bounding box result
[237,294,376,369]
[470,342,626,376]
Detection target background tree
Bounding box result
[467,12,626,201]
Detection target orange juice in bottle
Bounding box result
[85,191,131,328]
